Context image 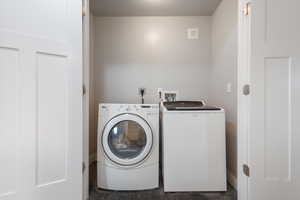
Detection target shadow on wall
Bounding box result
[226,121,237,179]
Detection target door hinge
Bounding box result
[243,84,250,95]
[83,84,86,96]
[243,164,250,177]
[243,2,251,16]
[82,162,86,173]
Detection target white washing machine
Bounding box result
[97,104,159,191]
[161,101,227,192]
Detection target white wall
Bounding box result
[210,0,238,187]
[93,17,212,104]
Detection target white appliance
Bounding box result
[97,104,159,190]
[161,102,226,192]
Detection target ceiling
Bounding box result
[91,0,222,16]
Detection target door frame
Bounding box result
[82,0,90,199]
[237,0,251,200]
[82,0,251,199]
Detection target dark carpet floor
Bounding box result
[89,163,237,200]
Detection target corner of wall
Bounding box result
[210,0,238,185]
[89,152,97,165]
[228,170,237,190]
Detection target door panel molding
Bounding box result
[0,46,20,198]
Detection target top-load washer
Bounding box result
[97,104,159,191]
[161,101,226,192]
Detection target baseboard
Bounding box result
[227,170,237,190]
[89,153,97,165]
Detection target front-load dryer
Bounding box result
[97,104,159,191]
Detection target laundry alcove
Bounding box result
[83,0,238,199]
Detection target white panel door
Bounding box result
[249,0,300,199]
[0,1,82,200]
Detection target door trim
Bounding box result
[237,0,252,200]
[82,0,90,199]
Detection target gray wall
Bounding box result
[90,4,238,187]
[209,0,238,186]
[93,17,212,104]
[90,16,212,159]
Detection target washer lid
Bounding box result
[163,101,221,111]
[102,113,153,166]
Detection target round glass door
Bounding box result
[108,120,147,159]
[102,114,153,166]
